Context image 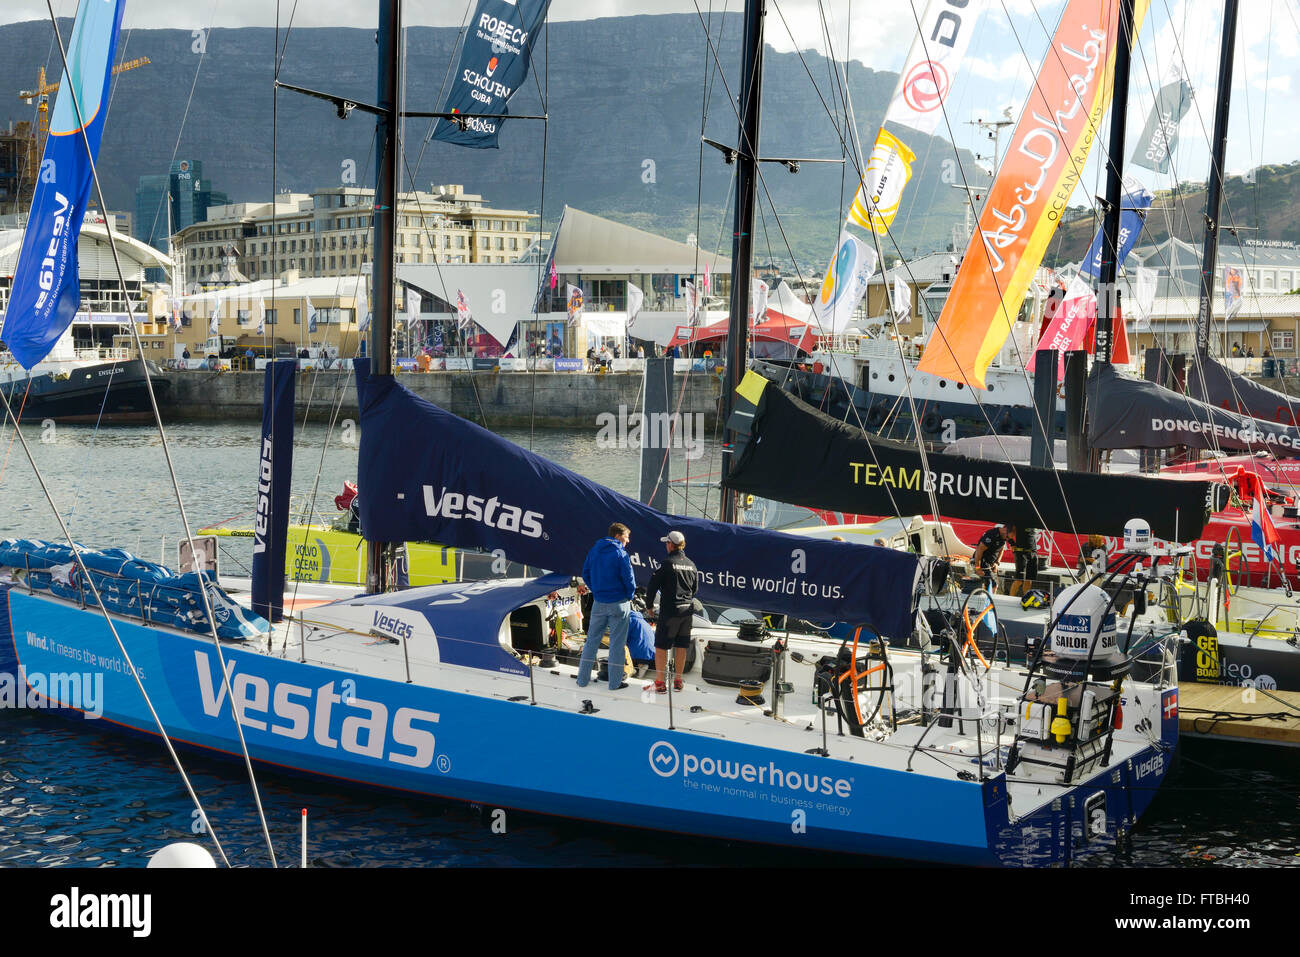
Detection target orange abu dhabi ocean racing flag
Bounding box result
[917,0,1150,389]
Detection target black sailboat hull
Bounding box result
[0,358,168,423]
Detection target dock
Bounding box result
[1178,682,1300,747]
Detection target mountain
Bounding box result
[0,15,982,270]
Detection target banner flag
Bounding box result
[1078,186,1154,279]
[918,0,1152,389]
[812,231,877,333]
[891,273,912,320]
[430,0,553,149]
[1131,73,1192,174]
[750,278,769,323]
[1224,266,1243,319]
[625,281,644,334]
[847,130,916,235]
[565,283,583,325]
[1028,274,1096,376]
[2,1,125,368]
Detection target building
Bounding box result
[0,121,38,217]
[173,184,544,289]
[0,219,172,354]
[398,206,732,356]
[139,271,366,360]
[134,159,228,255]
[1124,237,1300,358]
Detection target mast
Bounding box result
[1193,0,1239,356]
[1091,0,1137,366]
[366,0,401,593]
[719,0,764,524]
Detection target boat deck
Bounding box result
[1178,682,1300,747]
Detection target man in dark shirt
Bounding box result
[644,530,698,693]
[971,524,1015,585]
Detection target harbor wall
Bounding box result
[159,369,724,428]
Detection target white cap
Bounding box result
[660,530,686,546]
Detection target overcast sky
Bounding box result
[6,1,1299,198]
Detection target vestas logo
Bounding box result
[192,651,440,767]
[818,237,858,308]
[372,610,414,641]
[423,486,545,539]
[647,741,853,797]
[32,191,72,313]
[252,437,273,555]
[1134,752,1165,780]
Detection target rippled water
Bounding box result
[0,420,1295,867]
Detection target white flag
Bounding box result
[255,296,266,335]
[358,279,371,332]
[891,273,911,320]
[1133,266,1157,327]
[208,297,221,335]
[884,1,991,137]
[306,298,318,333]
[626,282,645,333]
[406,290,421,320]
[812,231,878,333]
[684,280,699,326]
[750,278,769,322]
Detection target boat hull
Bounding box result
[0,584,1174,866]
[0,359,168,423]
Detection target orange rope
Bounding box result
[0,381,34,486]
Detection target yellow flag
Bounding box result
[847,130,916,235]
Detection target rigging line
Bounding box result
[144,0,220,263]
[528,14,550,454]
[275,0,303,75]
[0,389,232,867]
[805,0,1089,561]
[408,0,476,180]
[41,0,280,867]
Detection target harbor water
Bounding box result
[0,420,1295,868]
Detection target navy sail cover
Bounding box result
[355,364,920,639]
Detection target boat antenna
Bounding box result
[1192,0,1240,357]
[718,0,764,524]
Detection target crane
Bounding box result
[18,56,151,148]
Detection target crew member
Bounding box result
[643,530,699,693]
[577,523,636,691]
[971,524,1015,585]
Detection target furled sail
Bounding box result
[430,0,552,149]
[1089,362,1300,454]
[917,0,1151,389]
[1,1,125,368]
[1184,356,1300,425]
[354,364,921,639]
[721,372,1215,541]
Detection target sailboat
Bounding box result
[0,0,1182,866]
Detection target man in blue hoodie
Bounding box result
[577,522,636,690]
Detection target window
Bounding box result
[1273,331,1295,353]
[265,308,277,325]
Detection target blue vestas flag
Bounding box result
[354,362,921,639]
[1078,187,1154,280]
[251,360,296,622]
[430,0,552,149]
[1,2,124,369]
